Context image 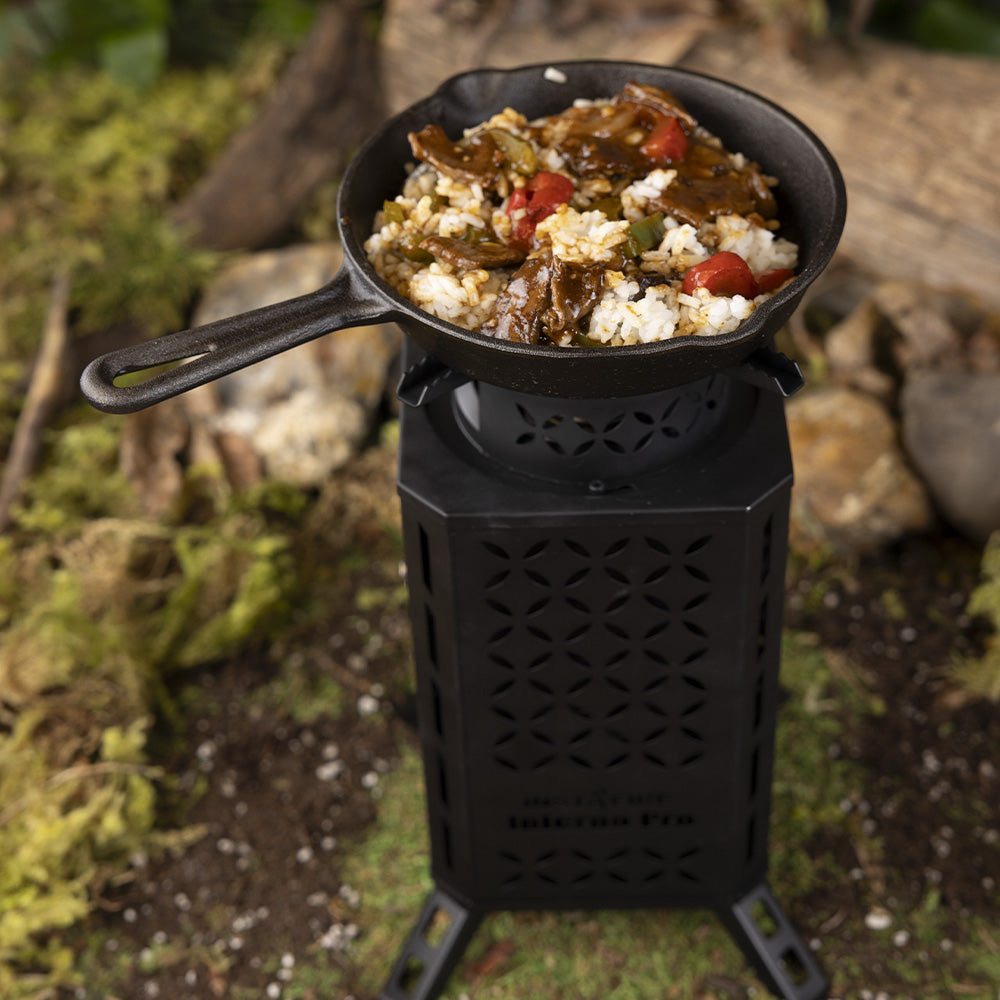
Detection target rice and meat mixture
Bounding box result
[365,80,798,347]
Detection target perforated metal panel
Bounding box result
[398,378,790,912]
[452,376,732,484]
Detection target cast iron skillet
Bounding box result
[80,60,846,413]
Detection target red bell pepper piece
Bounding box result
[640,115,689,165]
[753,267,795,294]
[682,252,759,298]
[527,170,575,208]
[508,170,575,248]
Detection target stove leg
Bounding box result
[379,888,483,1000]
[721,883,830,1000]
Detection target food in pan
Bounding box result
[365,80,798,348]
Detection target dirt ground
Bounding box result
[70,448,998,1000]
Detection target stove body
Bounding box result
[386,359,827,1000]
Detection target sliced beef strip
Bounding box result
[419,236,526,270]
[407,124,505,185]
[481,254,554,345]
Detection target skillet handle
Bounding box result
[80,266,396,414]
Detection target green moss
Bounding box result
[247,659,348,724]
[0,26,322,996]
[0,40,290,368]
[12,414,139,535]
[952,531,1000,701]
[0,454,305,990]
[0,714,166,995]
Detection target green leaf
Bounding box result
[915,0,1000,56]
[98,27,168,88]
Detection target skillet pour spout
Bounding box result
[80,61,846,413]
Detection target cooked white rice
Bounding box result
[365,93,798,347]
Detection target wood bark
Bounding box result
[170,2,384,252]
[0,273,71,532]
[381,0,1000,312]
[678,31,1000,313]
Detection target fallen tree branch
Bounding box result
[0,271,72,533]
[170,2,384,251]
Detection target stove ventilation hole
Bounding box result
[424,605,438,669]
[506,397,727,459]
[418,524,432,592]
[745,513,776,867]
[496,845,704,890]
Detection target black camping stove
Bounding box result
[385,347,828,1000]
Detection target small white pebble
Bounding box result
[316,760,345,782]
[321,836,337,851]
[544,66,568,83]
[296,846,314,864]
[266,984,281,999]
[229,936,244,950]
[339,884,361,908]
[361,771,380,790]
[123,908,137,924]
[865,907,893,931]
[357,694,380,716]
[892,929,910,947]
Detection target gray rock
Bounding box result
[824,296,895,402]
[901,372,1000,543]
[190,243,401,486]
[873,280,964,373]
[787,386,933,557]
